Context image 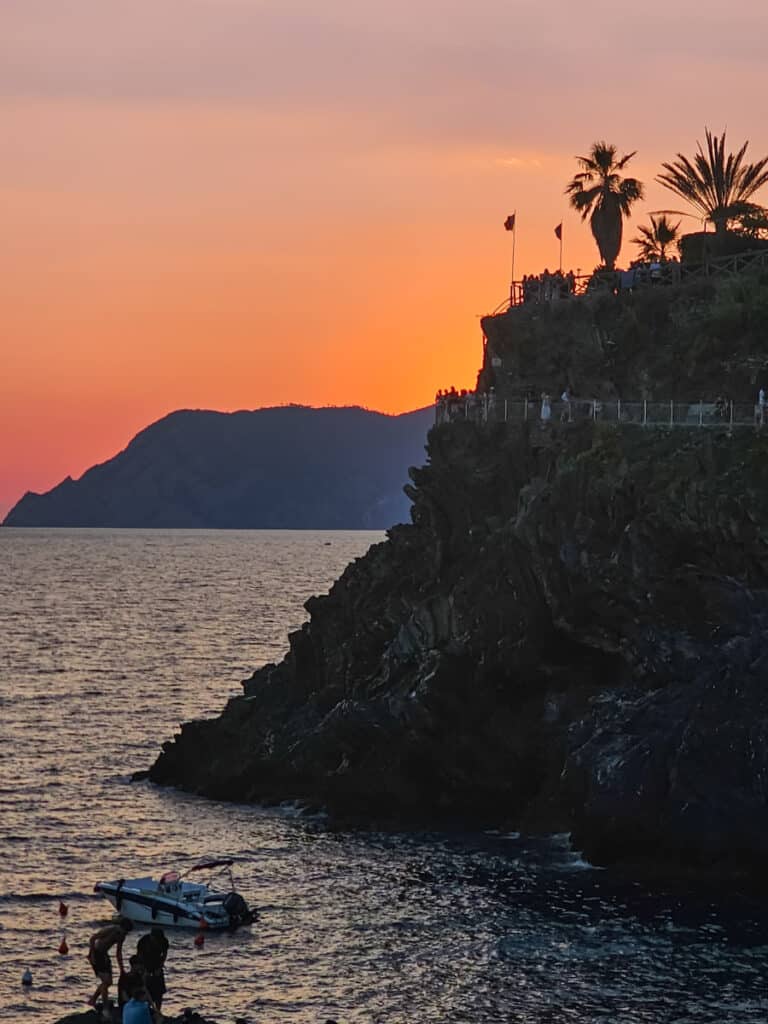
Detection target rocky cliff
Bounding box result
[3,405,432,529]
[150,274,768,879]
[55,1011,214,1024]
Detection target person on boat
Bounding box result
[122,980,154,1024]
[136,925,169,1009]
[87,916,133,1015]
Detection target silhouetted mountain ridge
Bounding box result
[3,405,433,528]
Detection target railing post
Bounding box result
[729,400,734,433]
[504,399,508,422]
[592,400,596,421]
[617,398,621,423]
[699,400,703,427]
[670,399,674,426]
[643,399,647,426]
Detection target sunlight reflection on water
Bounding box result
[1,529,767,1024]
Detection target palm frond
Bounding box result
[657,128,768,232]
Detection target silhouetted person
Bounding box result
[136,926,169,1010]
[88,917,133,1018]
[118,956,145,1008]
[122,980,154,1024]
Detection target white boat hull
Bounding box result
[94,877,255,931]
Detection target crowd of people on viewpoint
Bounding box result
[436,387,768,428]
[435,386,497,423]
[515,260,683,306]
[88,917,168,1023]
[436,386,586,425]
[521,269,576,302]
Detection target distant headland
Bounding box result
[2,405,432,530]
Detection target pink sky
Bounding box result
[2,0,767,516]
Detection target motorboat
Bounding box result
[94,859,257,930]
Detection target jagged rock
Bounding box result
[149,276,768,879]
[54,1011,214,1024]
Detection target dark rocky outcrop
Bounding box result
[54,1011,214,1024]
[150,274,768,880]
[3,405,432,529]
[479,271,768,402]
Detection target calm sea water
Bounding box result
[1,529,767,1024]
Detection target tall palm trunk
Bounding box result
[591,203,622,269]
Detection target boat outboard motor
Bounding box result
[222,891,250,925]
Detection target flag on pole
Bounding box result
[554,222,563,240]
[504,214,516,231]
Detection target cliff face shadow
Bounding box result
[151,277,768,880]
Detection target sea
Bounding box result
[1,528,767,1024]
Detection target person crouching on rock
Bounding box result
[87,916,133,1017]
[122,979,155,1024]
[118,954,146,1009]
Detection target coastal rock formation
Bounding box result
[151,276,768,877]
[54,1012,214,1023]
[3,405,432,529]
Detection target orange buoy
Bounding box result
[194,932,205,948]
[58,901,68,918]
[58,938,69,955]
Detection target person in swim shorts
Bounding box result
[88,917,133,1016]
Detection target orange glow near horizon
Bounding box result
[2,2,767,514]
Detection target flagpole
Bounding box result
[511,210,517,304]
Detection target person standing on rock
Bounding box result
[136,925,169,1011]
[88,916,133,1018]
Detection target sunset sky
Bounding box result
[2,0,767,515]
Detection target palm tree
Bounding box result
[566,142,644,269]
[657,128,768,236]
[631,214,681,262]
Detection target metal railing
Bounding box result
[488,248,768,314]
[435,396,766,431]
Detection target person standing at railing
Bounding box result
[487,387,496,421]
[560,388,572,423]
[540,392,552,425]
[758,388,766,427]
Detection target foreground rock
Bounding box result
[150,277,768,880]
[54,1012,214,1024]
